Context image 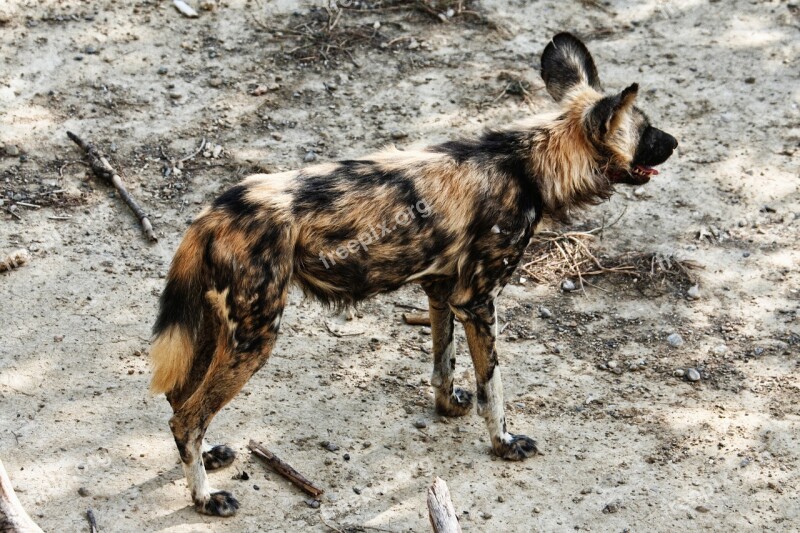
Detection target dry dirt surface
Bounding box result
[1,1,799,532]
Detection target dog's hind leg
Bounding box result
[457,299,539,461]
[169,296,286,516]
[425,289,474,417]
[170,248,291,516]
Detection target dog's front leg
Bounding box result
[457,299,539,460]
[427,297,474,416]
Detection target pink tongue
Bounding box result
[636,165,659,176]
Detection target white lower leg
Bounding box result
[184,431,218,503]
[478,369,512,445]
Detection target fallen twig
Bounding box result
[0,250,29,274]
[0,458,44,533]
[66,131,157,242]
[402,312,431,326]
[248,440,324,498]
[427,477,461,533]
[86,509,98,533]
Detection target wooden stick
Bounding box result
[0,459,44,533]
[247,440,324,498]
[402,312,431,327]
[66,131,157,242]
[427,477,461,533]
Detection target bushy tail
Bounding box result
[150,225,207,395]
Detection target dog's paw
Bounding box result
[435,387,474,417]
[196,490,240,517]
[203,445,236,471]
[493,434,539,461]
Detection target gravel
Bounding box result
[539,306,552,319]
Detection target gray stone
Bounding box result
[673,369,685,378]
[304,151,317,162]
[685,368,701,382]
[561,279,576,292]
[413,419,427,429]
[667,333,684,347]
[4,145,20,156]
[539,307,552,319]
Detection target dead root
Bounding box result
[0,249,30,273]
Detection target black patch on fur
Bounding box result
[432,129,543,225]
[213,184,255,215]
[291,171,344,215]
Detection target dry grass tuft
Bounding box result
[521,228,702,292]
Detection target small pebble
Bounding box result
[343,453,350,461]
[673,369,685,378]
[685,368,701,382]
[481,511,493,520]
[304,151,318,163]
[232,470,249,481]
[212,144,223,158]
[78,487,90,497]
[5,145,20,156]
[533,507,541,514]
[208,77,223,88]
[413,420,427,429]
[539,307,552,319]
[713,344,728,355]
[633,186,646,196]
[695,505,709,513]
[305,499,320,508]
[561,279,576,292]
[169,92,183,100]
[667,333,684,347]
[420,326,431,335]
[607,361,618,370]
[390,130,408,140]
[321,441,339,452]
[251,85,268,96]
[602,501,620,514]
[157,66,168,75]
[353,487,361,494]
[687,284,701,300]
[253,484,260,491]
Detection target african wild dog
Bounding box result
[150,32,677,516]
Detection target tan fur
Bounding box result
[150,325,194,394]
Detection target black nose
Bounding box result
[668,134,678,150]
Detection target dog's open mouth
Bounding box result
[632,165,658,178]
[608,164,659,185]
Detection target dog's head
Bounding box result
[541,33,678,186]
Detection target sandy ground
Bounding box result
[1,0,798,531]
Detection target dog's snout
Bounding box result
[667,134,678,151]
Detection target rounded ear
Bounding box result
[541,32,602,102]
[588,83,639,138]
